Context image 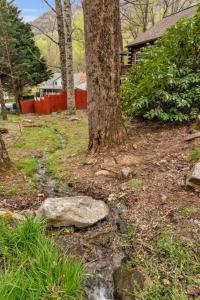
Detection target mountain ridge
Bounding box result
[31,4,82,35]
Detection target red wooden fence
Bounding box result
[20,90,87,115]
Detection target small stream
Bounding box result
[36,128,73,197]
[87,287,112,300]
[86,277,114,300]
[35,130,118,300]
[36,159,59,196]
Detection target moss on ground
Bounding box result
[128,178,143,194]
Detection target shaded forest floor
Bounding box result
[0,112,200,299]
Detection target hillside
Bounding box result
[31,4,85,72]
[31,11,56,35]
[31,3,83,35]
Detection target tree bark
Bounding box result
[0,132,11,168]
[63,0,75,110]
[119,20,124,52]
[0,79,8,121]
[55,0,67,91]
[83,0,127,153]
[14,83,22,114]
[143,0,149,32]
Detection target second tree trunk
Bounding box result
[63,0,75,110]
[55,0,67,91]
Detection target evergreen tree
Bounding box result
[0,0,51,111]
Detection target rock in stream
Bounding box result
[36,196,109,228]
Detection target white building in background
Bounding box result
[39,72,87,96]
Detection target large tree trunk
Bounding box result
[0,133,11,168]
[83,0,127,153]
[63,0,75,110]
[55,0,67,91]
[0,79,8,121]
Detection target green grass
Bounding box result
[11,127,61,154]
[129,230,200,300]
[10,115,88,182]
[121,225,137,249]
[16,157,38,177]
[128,178,143,194]
[179,207,198,216]
[0,217,85,300]
[42,115,88,182]
[0,185,20,196]
[133,278,188,300]
[1,114,88,197]
[156,233,189,269]
[0,114,23,125]
[189,146,200,162]
[44,151,71,182]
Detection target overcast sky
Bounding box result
[14,0,55,21]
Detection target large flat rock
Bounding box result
[36,196,109,228]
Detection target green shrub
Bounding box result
[121,7,200,122]
[0,218,85,300]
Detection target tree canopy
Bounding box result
[121,7,200,122]
[0,0,51,109]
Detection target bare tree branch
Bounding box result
[42,0,56,13]
[31,24,58,45]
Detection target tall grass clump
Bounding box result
[0,217,85,300]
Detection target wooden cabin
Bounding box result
[121,5,198,73]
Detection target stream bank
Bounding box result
[36,156,130,300]
[3,115,200,299]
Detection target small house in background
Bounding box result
[39,72,87,95]
[121,5,198,73]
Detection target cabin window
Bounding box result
[135,51,141,64]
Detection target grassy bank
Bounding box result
[0,217,85,299]
[0,113,88,197]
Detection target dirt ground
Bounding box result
[1,115,200,246]
[70,120,200,252]
[73,120,200,218]
[1,114,200,298]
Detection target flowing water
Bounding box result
[35,130,116,300]
[87,286,112,300]
[36,129,70,197]
[85,273,115,300]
